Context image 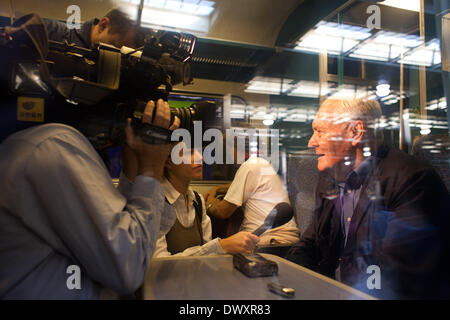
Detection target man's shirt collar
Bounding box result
[335,156,373,193]
[346,156,373,191]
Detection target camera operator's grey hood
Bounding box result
[4,13,58,91]
[5,13,49,59]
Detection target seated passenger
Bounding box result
[205,151,300,246]
[153,145,260,257]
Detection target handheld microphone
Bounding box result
[252,202,293,236]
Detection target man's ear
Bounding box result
[97,17,110,33]
[351,120,365,146]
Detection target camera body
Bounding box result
[0,13,216,146]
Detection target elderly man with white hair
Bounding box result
[286,98,450,299]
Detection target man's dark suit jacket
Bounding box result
[286,145,450,299]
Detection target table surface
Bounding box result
[143,254,376,300]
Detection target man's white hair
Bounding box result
[333,98,382,122]
[322,98,384,140]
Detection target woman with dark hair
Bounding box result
[154,144,260,257]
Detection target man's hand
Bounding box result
[204,189,217,208]
[219,232,259,255]
[204,183,231,206]
[216,184,231,195]
[123,99,180,182]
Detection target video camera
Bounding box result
[0,13,217,146]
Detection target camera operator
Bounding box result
[0,101,179,299]
[0,9,180,299]
[43,8,142,49]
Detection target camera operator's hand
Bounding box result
[123,99,180,182]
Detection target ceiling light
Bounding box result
[373,31,422,48]
[142,0,216,16]
[263,119,275,126]
[289,81,331,98]
[329,84,369,99]
[295,21,371,55]
[263,113,275,126]
[245,77,296,95]
[121,0,215,33]
[399,39,441,66]
[350,41,414,62]
[350,31,423,62]
[295,33,359,55]
[148,0,166,9]
[315,22,372,40]
[376,83,390,97]
[381,0,421,12]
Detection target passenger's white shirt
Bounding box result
[224,157,298,237]
[153,178,224,257]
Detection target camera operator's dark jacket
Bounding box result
[286,145,450,299]
[43,18,98,48]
